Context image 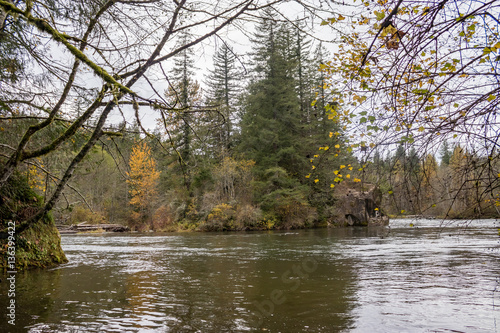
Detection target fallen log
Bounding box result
[57,222,130,233]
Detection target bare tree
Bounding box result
[321,0,500,217]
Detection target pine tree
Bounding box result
[239,15,307,177]
[164,34,202,192]
[311,43,337,137]
[293,21,314,122]
[205,43,242,154]
[440,140,452,166]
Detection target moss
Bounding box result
[0,171,67,270]
[0,216,68,271]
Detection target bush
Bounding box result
[69,206,106,224]
[152,204,176,231]
[261,188,317,229]
[200,203,237,231]
[235,204,263,229]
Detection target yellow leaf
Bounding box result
[335,144,340,149]
[401,210,406,214]
[353,178,361,182]
[340,165,346,169]
[314,179,319,183]
[346,174,351,179]
[330,184,335,188]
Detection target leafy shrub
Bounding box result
[200,203,237,231]
[261,188,317,229]
[69,206,106,225]
[152,204,176,231]
[235,204,263,229]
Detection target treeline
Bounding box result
[1,14,352,231]
[367,142,500,219]
[2,14,497,232]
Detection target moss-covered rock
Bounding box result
[0,171,67,270]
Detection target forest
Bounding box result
[1,3,499,332]
[0,0,499,237]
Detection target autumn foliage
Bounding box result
[127,141,160,229]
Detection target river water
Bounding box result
[1,219,500,332]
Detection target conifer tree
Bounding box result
[440,140,452,166]
[205,43,242,154]
[239,15,307,177]
[164,34,202,192]
[293,21,314,122]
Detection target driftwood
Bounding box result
[57,222,130,233]
[332,181,389,227]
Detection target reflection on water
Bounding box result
[0,219,499,332]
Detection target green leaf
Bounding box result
[487,94,496,102]
[375,11,385,21]
[360,117,367,124]
[412,88,429,95]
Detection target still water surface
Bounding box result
[1,219,500,332]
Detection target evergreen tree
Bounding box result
[164,34,201,192]
[310,43,345,142]
[440,140,452,166]
[293,21,314,123]
[239,15,307,177]
[205,43,242,154]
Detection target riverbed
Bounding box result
[1,219,499,332]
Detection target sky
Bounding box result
[108,1,342,131]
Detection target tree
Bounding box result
[319,0,500,217]
[240,14,310,172]
[440,140,452,166]
[163,37,202,194]
[1,0,291,232]
[205,43,242,155]
[127,141,160,229]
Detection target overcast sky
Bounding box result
[117,2,341,131]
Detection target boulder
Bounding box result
[332,181,389,227]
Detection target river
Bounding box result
[1,219,499,332]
